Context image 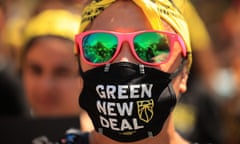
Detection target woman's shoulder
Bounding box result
[32,128,90,144]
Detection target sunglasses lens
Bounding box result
[83,33,117,63]
[134,32,170,63]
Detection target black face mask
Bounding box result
[79,62,179,142]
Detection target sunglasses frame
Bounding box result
[75,30,187,66]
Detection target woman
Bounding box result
[21,9,82,117]
[71,0,193,144]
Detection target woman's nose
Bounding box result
[38,75,55,90]
[113,42,139,63]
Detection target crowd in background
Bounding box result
[0,0,239,144]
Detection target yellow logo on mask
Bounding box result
[137,99,154,123]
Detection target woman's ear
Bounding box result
[179,66,189,93]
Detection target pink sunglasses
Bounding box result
[75,30,187,66]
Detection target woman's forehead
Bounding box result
[88,1,174,33]
[88,1,152,31]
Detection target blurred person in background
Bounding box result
[20,9,82,118]
[0,0,26,117]
[221,0,240,143]
[20,8,94,131]
[2,0,93,132]
[1,0,33,70]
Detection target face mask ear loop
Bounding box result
[76,54,85,77]
[168,82,177,109]
[170,58,187,79]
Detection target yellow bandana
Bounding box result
[80,0,192,70]
[23,9,81,45]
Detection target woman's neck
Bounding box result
[89,115,189,144]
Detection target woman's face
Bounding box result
[80,1,188,96]
[22,37,82,117]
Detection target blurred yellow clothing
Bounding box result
[2,18,27,49]
[23,9,81,45]
[173,0,211,50]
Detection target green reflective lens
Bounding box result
[83,33,117,63]
[134,32,170,63]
